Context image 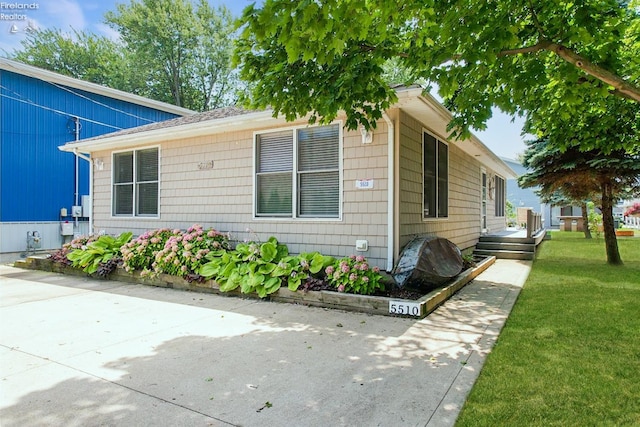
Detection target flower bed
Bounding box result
[15,224,495,318]
[15,254,495,318]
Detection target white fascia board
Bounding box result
[58,110,278,153]
[393,88,517,179]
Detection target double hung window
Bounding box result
[112,147,159,217]
[256,124,340,218]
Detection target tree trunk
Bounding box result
[581,202,592,239]
[601,182,623,265]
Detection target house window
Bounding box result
[255,124,340,218]
[423,132,448,219]
[112,147,159,217]
[494,176,505,217]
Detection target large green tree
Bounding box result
[235,0,640,137]
[9,28,144,95]
[519,138,640,265]
[105,0,238,111]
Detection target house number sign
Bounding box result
[198,160,214,170]
[355,179,374,189]
[389,300,422,316]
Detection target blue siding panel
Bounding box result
[1,69,180,222]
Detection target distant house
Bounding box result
[502,157,593,229]
[59,86,516,271]
[0,58,194,258]
[501,158,542,220]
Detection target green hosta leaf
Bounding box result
[287,273,308,292]
[91,237,113,249]
[309,253,328,274]
[85,258,101,274]
[260,241,278,262]
[219,274,240,292]
[230,270,244,287]
[199,262,220,279]
[258,262,276,275]
[67,250,84,262]
[220,261,237,278]
[276,244,289,259]
[240,274,256,294]
[204,249,227,261]
[115,232,133,247]
[255,284,268,298]
[288,275,302,291]
[272,264,292,277]
[250,273,265,288]
[263,277,281,294]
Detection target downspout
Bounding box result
[73,149,92,235]
[383,112,395,272]
[72,117,80,228]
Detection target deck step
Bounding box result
[473,249,535,261]
[476,242,536,252]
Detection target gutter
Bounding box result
[383,112,395,272]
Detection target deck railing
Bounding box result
[527,209,544,238]
[624,216,640,229]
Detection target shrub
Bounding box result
[124,224,230,277]
[325,255,384,295]
[121,228,175,272]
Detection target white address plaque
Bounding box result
[355,179,374,189]
[389,300,422,317]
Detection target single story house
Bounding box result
[59,86,516,271]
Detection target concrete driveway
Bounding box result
[0,260,531,427]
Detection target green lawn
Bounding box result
[456,232,640,427]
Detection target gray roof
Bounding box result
[82,105,262,143]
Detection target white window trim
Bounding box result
[252,122,343,222]
[110,145,161,219]
[422,129,449,221]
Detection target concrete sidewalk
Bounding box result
[0,259,531,427]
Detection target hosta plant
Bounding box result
[49,235,100,267]
[199,237,334,298]
[67,232,132,275]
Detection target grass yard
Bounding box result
[456,232,640,427]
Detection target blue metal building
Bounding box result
[0,58,194,258]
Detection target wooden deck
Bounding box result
[475,228,547,260]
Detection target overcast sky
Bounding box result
[1,0,528,160]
